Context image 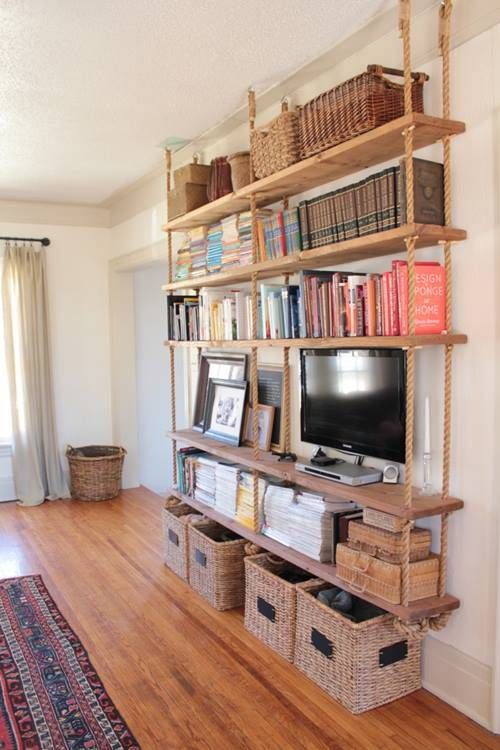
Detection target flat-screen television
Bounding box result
[300,348,406,464]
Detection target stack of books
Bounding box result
[238,211,253,266]
[235,471,268,529]
[287,491,333,562]
[261,484,297,546]
[214,462,240,517]
[221,215,240,270]
[188,227,207,278]
[194,456,218,505]
[299,159,444,250]
[257,208,302,260]
[207,221,223,273]
[174,237,191,281]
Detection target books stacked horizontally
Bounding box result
[235,471,268,529]
[261,484,296,546]
[257,208,302,260]
[188,227,207,278]
[298,260,446,338]
[221,215,240,270]
[214,462,240,517]
[207,221,223,273]
[299,158,444,251]
[174,237,191,281]
[194,455,218,505]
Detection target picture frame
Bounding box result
[256,365,284,452]
[202,378,248,446]
[243,404,275,451]
[192,351,247,431]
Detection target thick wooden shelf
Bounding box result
[162,114,465,233]
[162,224,467,292]
[167,428,464,519]
[164,333,467,349]
[169,487,460,622]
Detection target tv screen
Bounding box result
[300,348,406,464]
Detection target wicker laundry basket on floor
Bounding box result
[66,445,126,501]
[162,497,202,581]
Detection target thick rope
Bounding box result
[248,88,256,183]
[400,0,413,118]
[283,347,291,454]
[249,183,260,529]
[165,149,173,284]
[439,512,450,596]
[401,521,412,607]
[169,345,177,486]
[394,617,429,641]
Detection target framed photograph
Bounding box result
[243,404,275,451]
[203,379,248,445]
[257,365,284,452]
[192,351,247,431]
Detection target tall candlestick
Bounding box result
[424,396,431,454]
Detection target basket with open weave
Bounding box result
[250,100,300,179]
[297,64,428,159]
[66,445,126,501]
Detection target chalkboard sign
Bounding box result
[257,366,284,451]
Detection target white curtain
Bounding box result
[2,242,68,506]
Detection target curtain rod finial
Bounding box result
[41,238,50,246]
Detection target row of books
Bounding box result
[174,208,302,281]
[176,449,362,562]
[166,259,446,341]
[299,158,444,250]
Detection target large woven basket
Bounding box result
[188,519,247,610]
[347,520,432,565]
[250,101,300,179]
[162,497,202,581]
[363,508,407,533]
[244,553,314,662]
[297,65,428,159]
[66,445,126,501]
[294,580,421,714]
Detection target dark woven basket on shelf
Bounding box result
[188,518,248,610]
[297,64,428,159]
[66,445,126,501]
[162,497,202,581]
[294,579,421,713]
[244,553,315,662]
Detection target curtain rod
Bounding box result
[0,236,50,246]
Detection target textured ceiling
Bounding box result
[0,0,396,205]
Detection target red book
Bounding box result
[277,212,286,256]
[395,261,409,335]
[365,277,377,336]
[382,272,391,335]
[415,262,446,334]
[390,261,400,336]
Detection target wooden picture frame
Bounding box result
[243,404,275,451]
[256,365,284,452]
[192,351,247,431]
[202,378,248,446]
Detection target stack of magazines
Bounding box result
[235,471,268,529]
[194,456,218,505]
[214,462,240,517]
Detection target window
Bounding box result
[0,260,12,444]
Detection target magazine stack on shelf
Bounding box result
[221,215,240,270]
[207,221,223,273]
[235,471,268,530]
[214,462,240,517]
[194,456,218,505]
[174,236,191,281]
[188,227,208,278]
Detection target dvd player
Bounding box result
[296,460,382,486]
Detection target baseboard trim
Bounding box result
[0,476,17,502]
[422,636,493,730]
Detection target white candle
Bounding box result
[424,396,431,454]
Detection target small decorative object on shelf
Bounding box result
[297,64,428,159]
[202,378,248,445]
[242,404,275,451]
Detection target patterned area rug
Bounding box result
[0,575,139,749]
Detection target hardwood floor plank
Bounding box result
[0,488,498,750]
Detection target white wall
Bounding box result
[0,221,113,481]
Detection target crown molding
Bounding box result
[0,200,110,228]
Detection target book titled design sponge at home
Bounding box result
[395,261,446,335]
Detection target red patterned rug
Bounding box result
[0,575,140,749]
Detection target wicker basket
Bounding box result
[250,101,300,179]
[244,553,314,661]
[227,152,251,191]
[162,498,202,581]
[347,520,432,564]
[188,519,247,610]
[294,580,421,713]
[363,508,407,533]
[66,445,126,501]
[336,544,439,605]
[297,65,428,159]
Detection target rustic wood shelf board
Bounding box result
[162,224,467,292]
[163,114,465,233]
[164,334,467,349]
[167,429,464,518]
[169,488,460,622]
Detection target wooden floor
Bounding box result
[0,488,498,750]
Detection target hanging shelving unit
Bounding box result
[163,0,463,629]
